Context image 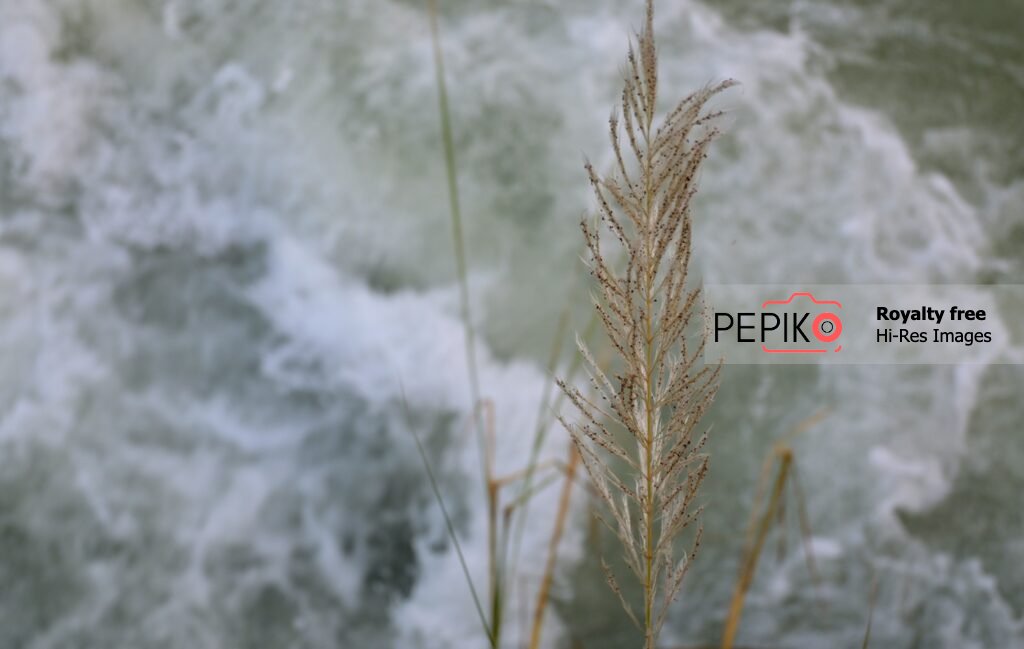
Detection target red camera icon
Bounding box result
[761,292,842,354]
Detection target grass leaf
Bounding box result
[398,382,494,645]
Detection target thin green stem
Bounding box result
[507,309,598,593]
[427,2,496,645]
[427,0,486,477]
[398,384,495,645]
[862,573,880,649]
[507,308,570,574]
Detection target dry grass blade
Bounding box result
[557,1,733,647]
[528,444,580,649]
[508,308,572,584]
[721,451,792,649]
[721,410,827,649]
[788,460,823,606]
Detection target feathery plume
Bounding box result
[557,2,733,646]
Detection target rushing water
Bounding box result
[1,1,1022,647]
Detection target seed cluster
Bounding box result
[557,2,732,645]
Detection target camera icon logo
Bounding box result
[761,292,843,354]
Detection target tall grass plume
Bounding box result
[557,1,733,647]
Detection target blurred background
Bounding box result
[1,0,1022,647]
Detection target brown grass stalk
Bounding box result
[721,411,827,649]
[721,450,792,649]
[528,444,580,649]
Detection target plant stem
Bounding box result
[427,2,496,645]
[426,0,486,480]
[528,444,579,649]
[399,386,494,645]
[643,99,658,649]
[721,450,792,649]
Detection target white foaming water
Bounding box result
[1,0,1021,647]
[0,3,573,647]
